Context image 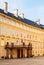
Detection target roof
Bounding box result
[0,9,44,29]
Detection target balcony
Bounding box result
[5,45,32,49]
[5,42,32,50]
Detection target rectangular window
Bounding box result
[1,27,4,35]
[1,40,4,46]
[6,19,10,24]
[12,30,14,36]
[1,18,4,22]
[16,31,18,36]
[16,23,20,27]
[11,21,15,25]
[6,29,10,35]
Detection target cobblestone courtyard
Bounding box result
[0,57,44,65]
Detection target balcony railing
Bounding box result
[5,44,32,49]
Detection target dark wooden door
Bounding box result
[17,49,20,58]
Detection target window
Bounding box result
[20,24,23,28]
[6,29,10,35]
[6,19,10,24]
[30,35,31,39]
[27,27,29,30]
[0,17,1,21]
[1,40,4,46]
[1,18,4,22]
[16,40,18,45]
[27,34,28,38]
[21,33,22,37]
[16,40,18,43]
[11,21,15,25]
[24,26,26,30]
[35,51,37,54]
[16,32,18,36]
[16,23,20,27]
[32,51,34,54]
[1,27,4,34]
[12,30,14,36]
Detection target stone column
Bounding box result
[6,49,9,59]
[21,48,23,58]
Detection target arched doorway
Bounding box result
[17,41,25,58]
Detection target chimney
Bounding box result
[4,2,8,13]
[35,19,40,25]
[19,13,24,19]
[14,9,18,17]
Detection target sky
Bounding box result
[0,0,44,25]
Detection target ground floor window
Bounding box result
[1,39,4,46]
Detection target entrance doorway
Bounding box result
[27,43,32,57]
[17,48,20,58]
[21,49,23,58]
[17,48,23,58]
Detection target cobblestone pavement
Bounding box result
[0,57,44,65]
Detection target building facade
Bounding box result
[0,2,44,59]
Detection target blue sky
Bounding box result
[0,0,44,25]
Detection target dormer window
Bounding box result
[35,19,40,25]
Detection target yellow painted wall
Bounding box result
[0,13,44,58]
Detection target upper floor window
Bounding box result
[6,19,10,24]
[1,18,4,22]
[0,17,1,21]
[1,39,4,46]
[24,26,26,30]
[27,34,28,38]
[20,24,23,28]
[1,27,4,34]
[21,33,22,37]
[16,23,20,27]
[12,30,15,36]
[16,32,18,36]
[6,29,10,35]
[11,21,15,26]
